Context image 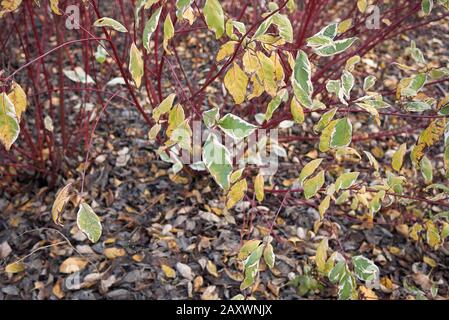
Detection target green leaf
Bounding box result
[238,240,262,260]
[0,93,20,151]
[95,44,108,64]
[252,17,273,40]
[203,0,225,39]
[405,101,432,113]
[329,261,357,300]
[202,133,233,190]
[315,108,338,134]
[421,155,433,184]
[363,75,376,91]
[265,89,288,121]
[352,255,379,283]
[316,22,338,39]
[203,107,220,128]
[218,114,256,140]
[272,13,293,43]
[392,143,407,172]
[93,17,127,32]
[77,202,102,243]
[143,7,162,53]
[335,172,359,192]
[303,170,325,199]
[245,244,264,268]
[314,38,357,57]
[422,0,434,15]
[163,14,175,53]
[330,118,352,148]
[298,158,323,186]
[292,50,313,108]
[307,35,333,47]
[341,70,354,100]
[401,73,427,97]
[129,43,144,88]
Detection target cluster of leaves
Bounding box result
[2,0,449,299]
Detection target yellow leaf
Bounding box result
[270,52,285,82]
[254,174,264,202]
[226,179,247,209]
[129,43,143,88]
[224,62,248,104]
[316,238,328,273]
[411,119,446,167]
[163,14,174,54]
[8,82,27,121]
[338,19,352,34]
[392,143,407,172]
[167,104,185,136]
[59,257,88,274]
[161,264,176,278]
[319,195,331,220]
[216,41,237,62]
[359,286,378,300]
[423,256,437,268]
[248,75,264,100]
[298,158,323,186]
[153,93,176,121]
[291,97,304,125]
[243,51,260,74]
[5,261,25,274]
[51,183,72,226]
[410,223,423,241]
[357,0,368,13]
[426,221,440,249]
[256,51,277,97]
[206,260,219,277]
[0,0,22,15]
[104,247,126,259]
[50,0,62,15]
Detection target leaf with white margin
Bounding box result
[143,7,162,53]
[203,0,225,39]
[218,114,257,140]
[341,70,354,99]
[63,67,95,84]
[93,17,127,32]
[106,77,126,86]
[298,158,323,186]
[0,93,20,151]
[335,172,359,192]
[203,107,220,128]
[202,133,233,190]
[352,255,379,283]
[303,170,325,199]
[314,38,357,57]
[77,202,102,243]
[330,118,352,148]
[292,50,313,108]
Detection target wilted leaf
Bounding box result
[51,183,72,226]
